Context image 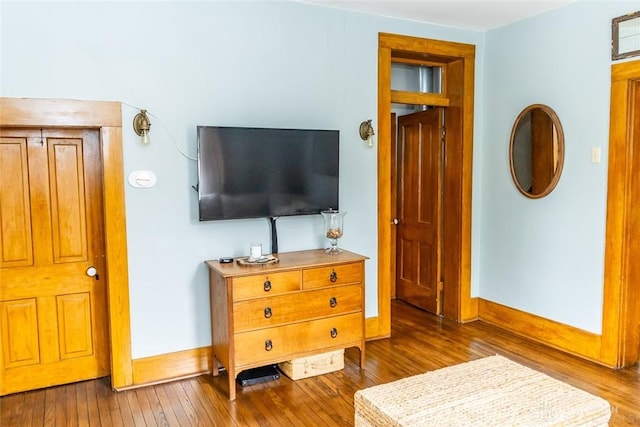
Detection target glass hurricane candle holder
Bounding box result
[321,209,346,254]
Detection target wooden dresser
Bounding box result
[205,249,367,400]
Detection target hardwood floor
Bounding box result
[2,300,639,426]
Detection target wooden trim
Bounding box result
[101,125,133,388]
[0,98,121,128]
[611,57,640,81]
[0,97,133,388]
[125,304,610,379]
[131,347,212,387]
[391,57,446,68]
[601,59,640,367]
[375,33,476,339]
[390,91,450,107]
[379,33,476,59]
[376,43,393,338]
[462,297,479,323]
[478,299,604,364]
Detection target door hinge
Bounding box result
[440,127,446,142]
[438,281,444,292]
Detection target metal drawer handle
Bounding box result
[263,280,272,292]
[330,328,338,339]
[329,297,337,308]
[265,339,273,351]
[330,270,338,283]
[264,307,272,318]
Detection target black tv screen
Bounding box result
[197,126,339,221]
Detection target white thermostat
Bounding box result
[128,170,157,188]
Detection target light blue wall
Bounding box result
[6,0,631,358]
[1,1,484,358]
[481,0,636,334]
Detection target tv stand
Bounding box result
[268,217,278,254]
[205,249,367,400]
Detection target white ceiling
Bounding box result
[299,0,575,31]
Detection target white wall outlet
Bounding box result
[591,147,601,163]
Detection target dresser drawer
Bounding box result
[233,284,362,333]
[302,262,363,289]
[232,271,300,301]
[234,312,363,367]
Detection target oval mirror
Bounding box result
[509,104,564,198]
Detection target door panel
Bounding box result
[0,128,108,395]
[57,292,93,359]
[396,108,443,314]
[0,138,33,268]
[0,299,40,368]
[49,140,88,262]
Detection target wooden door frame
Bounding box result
[0,98,133,388]
[367,33,476,339]
[601,59,640,368]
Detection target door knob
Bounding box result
[86,266,99,280]
[392,218,399,225]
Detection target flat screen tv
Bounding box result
[197,126,339,221]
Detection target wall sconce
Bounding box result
[359,119,375,148]
[133,109,151,144]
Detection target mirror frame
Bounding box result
[612,10,640,60]
[509,104,565,199]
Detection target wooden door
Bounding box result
[0,128,109,395]
[396,108,443,315]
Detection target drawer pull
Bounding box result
[329,297,337,308]
[330,270,338,283]
[265,339,273,351]
[264,307,272,318]
[263,280,272,292]
[330,328,338,339]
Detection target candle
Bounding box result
[250,243,262,261]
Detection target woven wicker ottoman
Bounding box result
[354,355,610,426]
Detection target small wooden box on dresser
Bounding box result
[205,249,367,400]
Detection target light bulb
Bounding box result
[140,130,150,145]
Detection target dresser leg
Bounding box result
[228,370,237,401]
[212,356,219,376]
[360,343,366,369]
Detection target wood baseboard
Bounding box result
[128,299,609,388]
[129,319,386,389]
[478,298,605,364]
[365,315,390,341]
[131,346,212,387]
[461,296,479,323]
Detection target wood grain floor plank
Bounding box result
[84,379,102,426]
[133,386,159,426]
[154,382,192,427]
[164,381,201,426]
[113,388,136,427]
[181,377,232,426]
[194,375,253,426]
[144,384,179,426]
[27,389,46,427]
[124,387,148,426]
[0,392,23,426]
[42,387,57,426]
[75,381,90,427]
